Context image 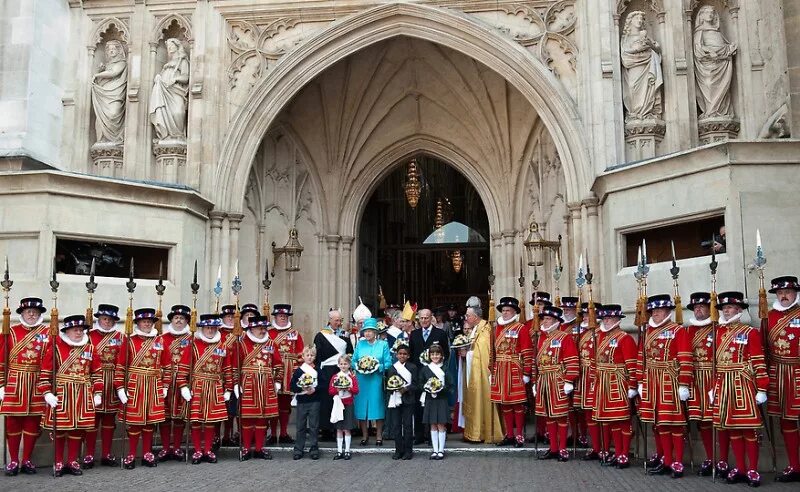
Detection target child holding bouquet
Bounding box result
[290,345,320,460]
[328,354,360,460]
[419,344,452,460]
[385,345,418,460]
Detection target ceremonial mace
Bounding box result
[231,262,244,461]
[155,262,166,334]
[670,242,693,471]
[709,238,719,482]
[49,259,60,478]
[262,258,272,322]
[1,258,13,469]
[120,260,136,468]
[634,241,649,472]
[518,259,526,324]
[183,261,200,462]
[752,231,777,474]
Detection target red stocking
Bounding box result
[699,422,713,460]
[600,422,612,453]
[241,418,255,450]
[652,424,663,458]
[21,415,41,462]
[203,425,215,454]
[744,429,759,471]
[171,420,185,451]
[85,415,100,457]
[671,426,685,466]
[141,424,154,455]
[100,413,116,456]
[5,415,23,462]
[254,420,267,449]
[159,421,172,451]
[781,418,800,468]
[556,419,569,451]
[659,427,673,465]
[513,405,525,438]
[127,425,141,457]
[54,432,66,464]
[191,424,202,452]
[67,431,84,463]
[502,406,515,438]
[718,429,730,463]
[546,420,558,452]
[586,410,600,452]
[620,421,632,457]
[730,430,745,470]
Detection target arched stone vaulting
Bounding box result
[216,2,592,220]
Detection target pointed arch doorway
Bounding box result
[358,155,490,312]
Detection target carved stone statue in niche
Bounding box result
[694,5,736,119]
[91,40,128,145]
[620,11,663,121]
[149,38,190,143]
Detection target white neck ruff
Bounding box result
[134,326,157,338]
[497,314,519,326]
[195,330,221,343]
[719,312,743,325]
[163,323,189,336]
[689,316,712,327]
[601,321,621,332]
[273,321,292,330]
[19,314,44,328]
[563,315,577,324]
[648,316,671,328]
[59,331,89,347]
[541,321,560,333]
[773,296,799,312]
[91,320,118,333]
[246,330,270,344]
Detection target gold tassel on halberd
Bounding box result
[2,306,10,336]
[190,307,198,334]
[758,287,768,321]
[674,294,684,324]
[155,307,163,334]
[49,306,59,337]
[710,291,719,323]
[125,306,134,335]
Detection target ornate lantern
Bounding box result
[404,158,421,208]
[450,250,463,273]
[523,223,560,267]
[272,228,304,273]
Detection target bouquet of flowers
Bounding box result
[451,334,471,349]
[423,376,444,396]
[356,355,380,374]
[297,373,317,390]
[333,373,352,390]
[386,374,406,391]
[391,337,409,353]
[419,348,431,365]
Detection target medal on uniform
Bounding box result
[153,342,163,350]
[82,350,93,360]
[550,339,561,348]
[610,339,618,347]
[214,348,226,356]
[180,340,189,347]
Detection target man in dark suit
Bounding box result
[409,308,449,444]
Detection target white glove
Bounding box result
[638,383,643,397]
[627,388,638,399]
[523,375,531,385]
[708,390,715,404]
[223,391,231,402]
[162,388,168,399]
[678,386,690,402]
[0,386,5,401]
[275,382,281,392]
[234,384,240,398]
[93,393,102,406]
[117,388,129,405]
[44,392,58,408]
[180,386,192,402]
[755,391,767,405]
[531,384,537,397]
[563,382,574,395]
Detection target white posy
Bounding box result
[531,384,537,398]
[523,375,530,385]
[564,382,574,395]
[162,387,168,399]
[275,382,281,392]
[708,390,715,404]
[117,388,129,405]
[180,386,192,402]
[755,391,767,405]
[223,391,231,402]
[638,383,643,398]
[678,385,691,402]
[627,388,638,399]
[44,392,59,408]
[93,394,102,406]
[0,386,4,401]
[234,384,240,399]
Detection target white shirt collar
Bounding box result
[59,331,89,347]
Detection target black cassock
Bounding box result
[313,330,354,433]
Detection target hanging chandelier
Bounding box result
[404,158,421,208]
[450,250,463,273]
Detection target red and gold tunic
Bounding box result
[490,321,533,405]
[176,336,234,423]
[637,320,693,424]
[765,305,800,419]
[38,334,103,430]
[162,329,192,420]
[534,328,579,418]
[593,327,637,422]
[88,327,124,413]
[573,324,595,410]
[268,325,304,396]
[0,323,49,416]
[711,321,769,429]
[686,322,714,422]
[113,332,171,425]
[559,318,578,335]
[238,334,283,419]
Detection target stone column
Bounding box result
[490,233,503,299]
[567,202,583,279]
[582,196,600,297]
[786,0,800,132]
[341,236,355,315]
[502,230,517,297]
[227,213,244,295]
[208,211,225,299]
[326,235,341,311]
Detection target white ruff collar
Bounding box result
[719,312,743,325]
[601,321,621,332]
[541,322,560,333]
[19,314,44,328]
[773,296,799,312]
[91,320,118,333]
[497,315,519,326]
[246,330,270,343]
[689,317,712,327]
[563,315,577,324]
[59,331,89,347]
[134,326,157,337]
[648,317,671,328]
[273,321,292,330]
[163,323,189,336]
[195,330,221,343]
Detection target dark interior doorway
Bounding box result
[358,155,490,315]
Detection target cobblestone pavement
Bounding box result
[6,447,797,492]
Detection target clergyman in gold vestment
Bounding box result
[462,307,503,443]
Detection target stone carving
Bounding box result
[693,5,736,119]
[91,40,128,145]
[149,38,190,143]
[620,11,663,121]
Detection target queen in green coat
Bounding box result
[353,318,392,444]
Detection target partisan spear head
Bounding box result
[754,231,766,270]
[49,258,59,293]
[669,240,680,280]
[1,256,12,291]
[84,257,98,294]
[517,259,525,288]
[532,266,540,290]
[190,259,200,295]
[232,273,242,297]
[155,261,166,296]
[488,266,495,287]
[585,262,594,285]
[261,257,271,291]
[126,258,136,293]
[709,235,718,276]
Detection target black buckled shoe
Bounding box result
[698,459,713,477]
[122,455,136,470]
[537,449,557,460]
[205,451,218,464]
[53,462,64,478]
[726,468,745,484]
[4,461,19,477]
[645,454,662,468]
[191,451,203,465]
[746,470,761,488]
[20,460,36,475]
[616,454,630,469]
[100,454,118,467]
[142,452,157,468]
[255,448,272,460]
[157,448,172,462]
[715,460,730,478]
[602,452,617,466]
[240,449,252,461]
[671,462,684,478]
[173,448,185,462]
[495,436,514,447]
[647,461,670,476]
[582,450,599,461]
[557,449,570,462]
[81,455,95,470]
[344,452,352,460]
[67,461,83,476]
[776,466,800,483]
